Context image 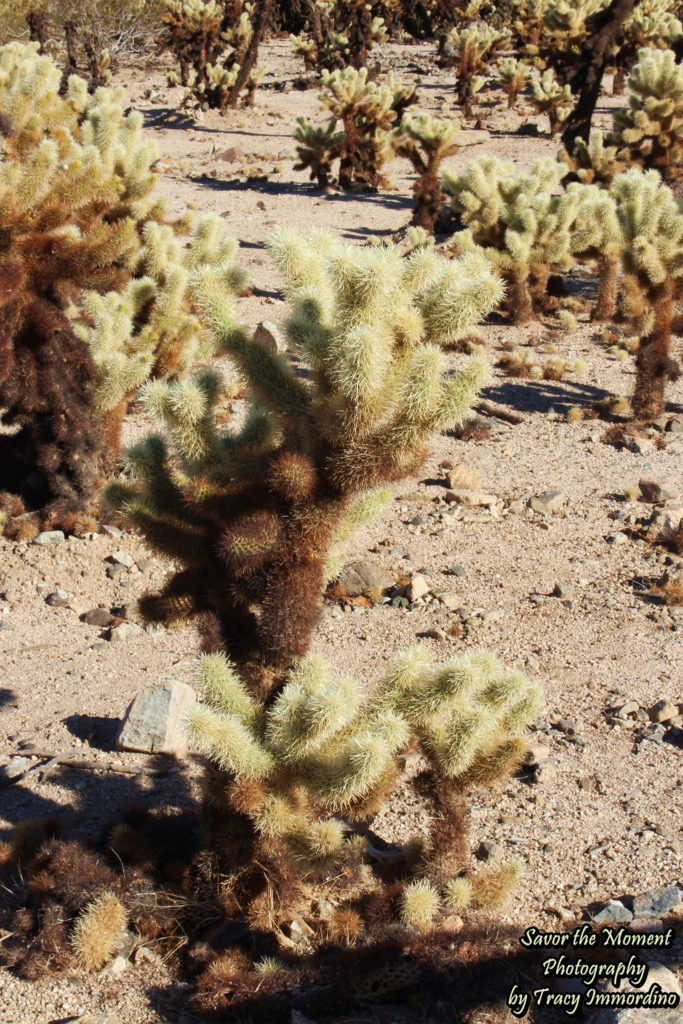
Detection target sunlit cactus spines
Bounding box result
[498,57,531,109]
[391,113,461,233]
[610,167,683,418]
[443,156,574,323]
[559,128,626,186]
[567,183,624,320]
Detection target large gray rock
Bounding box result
[585,961,683,1024]
[336,559,392,598]
[116,682,196,756]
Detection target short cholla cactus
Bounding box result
[296,67,417,190]
[443,23,511,117]
[611,168,683,418]
[566,183,624,320]
[160,0,270,110]
[615,0,683,94]
[498,57,531,109]
[391,114,461,232]
[559,129,626,185]
[71,892,128,970]
[530,68,574,135]
[443,156,575,323]
[290,0,388,73]
[185,645,541,938]
[109,229,503,681]
[611,48,683,181]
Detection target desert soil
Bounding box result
[0,38,682,1024]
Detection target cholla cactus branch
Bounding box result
[391,113,461,233]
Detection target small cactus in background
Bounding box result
[442,23,511,118]
[443,156,575,323]
[391,113,461,232]
[614,0,683,94]
[530,68,574,135]
[611,47,683,181]
[293,115,344,188]
[300,67,417,189]
[160,0,271,110]
[290,0,388,73]
[610,167,683,418]
[498,57,531,109]
[512,0,548,50]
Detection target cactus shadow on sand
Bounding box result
[482,378,614,415]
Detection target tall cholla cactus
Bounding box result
[610,168,683,418]
[160,0,270,110]
[498,58,531,110]
[541,0,607,75]
[443,156,575,323]
[186,646,542,937]
[391,114,461,232]
[109,229,503,684]
[296,67,417,189]
[443,23,511,117]
[290,0,388,73]
[611,48,683,181]
[0,42,160,538]
[530,68,574,135]
[512,0,547,50]
[566,183,624,320]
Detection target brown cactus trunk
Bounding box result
[592,257,618,321]
[632,283,673,421]
[509,266,533,325]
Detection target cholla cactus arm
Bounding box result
[611,48,683,180]
[610,167,683,418]
[530,68,575,135]
[559,128,626,185]
[391,114,461,232]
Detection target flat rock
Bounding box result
[112,550,135,568]
[433,590,461,610]
[593,900,633,926]
[336,559,392,598]
[528,490,567,514]
[633,886,682,918]
[73,1015,122,1024]
[45,589,70,607]
[116,681,196,756]
[33,530,65,545]
[648,700,678,724]
[444,488,498,507]
[83,608,115,627]
[647,507,683,545]
[446,464,482,490]
[521,742,550,767]
[639,479,681,504]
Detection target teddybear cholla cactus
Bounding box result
[290,0,388,73]
[296,67,417,189]
[0,43,159,537]
[391,114,461,232]
[110,229,503,683]
[614,0,683,94]
[611,48,683,181]
[530,68,574,135]
[443,23,511,117]
[559,128,626,185]
[161,0,270,109]
[443,156,576,323]
[0,42,244,539]
[567,182,624,320]
[186,646,541,937]
[611,168,683,418]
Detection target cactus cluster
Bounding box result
[160,0,270,109]
[442,22,511,117]
[443,156,575,323]
[612,47,683,180]
[0,42,243,539]
[290,0,388,73]
[294,66,417,189]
